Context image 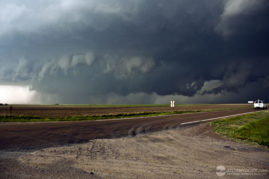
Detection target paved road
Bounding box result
[0,108,255,150]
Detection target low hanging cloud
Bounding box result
[57,52,95,72]
[0,0,268,104]
[198,80,223,94]
[37,52,95,79]
[102,55,155,79]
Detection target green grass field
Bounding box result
[0,110,202,122]
[211,111,269,147]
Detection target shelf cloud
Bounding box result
[0,0,268,104]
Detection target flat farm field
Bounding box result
[0,104,251,118]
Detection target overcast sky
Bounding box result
[0,0,268,104]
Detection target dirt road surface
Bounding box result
[0,123,268,178]
[0,108,254,150]
[1,105,268,178]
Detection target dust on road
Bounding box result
[1,123,268,179]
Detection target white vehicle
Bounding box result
[254,100,267,109]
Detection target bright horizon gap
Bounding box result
[0,85,38,104]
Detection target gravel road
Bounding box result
[0,123,268,178]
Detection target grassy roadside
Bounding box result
[211,111,269,147]
[0,110,202,122]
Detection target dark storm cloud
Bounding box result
[0,0,269,104]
